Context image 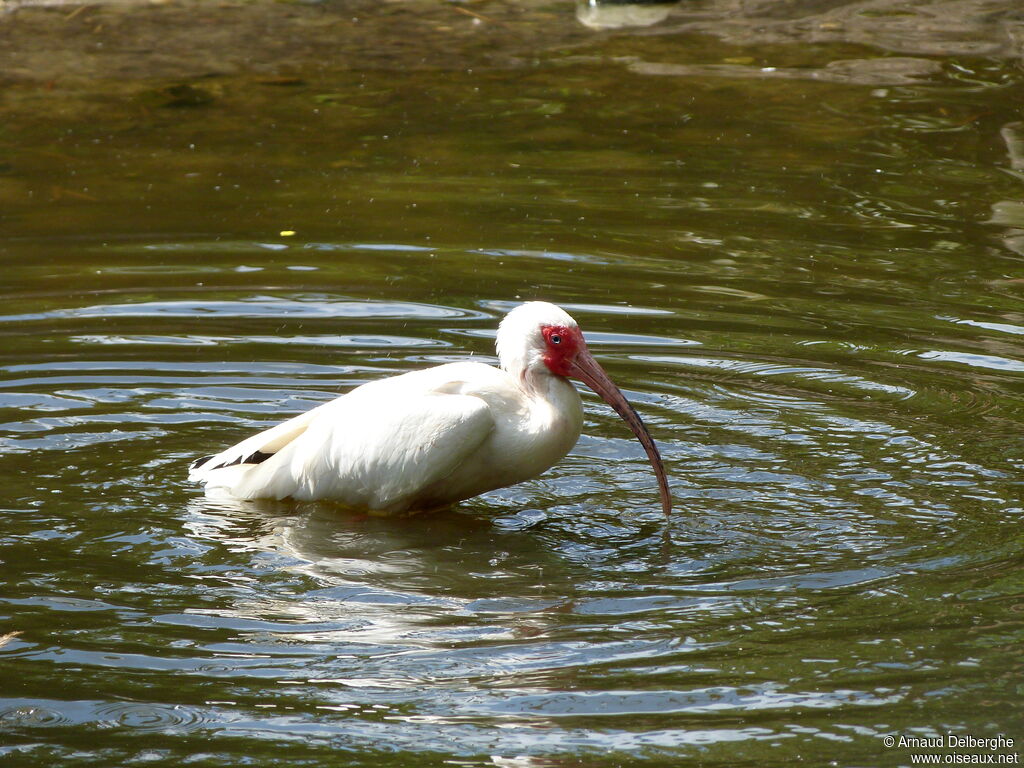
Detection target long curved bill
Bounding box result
[566,347,672,516]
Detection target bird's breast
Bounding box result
[485,375,583,484]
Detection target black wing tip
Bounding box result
[234,450,275,468]
[192,450,275,472]
[190,455,216,471]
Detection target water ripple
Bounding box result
[0,297,489,323]
[0,699,208,732]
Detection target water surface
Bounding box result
[1,1,1022,765]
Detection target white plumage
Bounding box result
[189,301,671,515]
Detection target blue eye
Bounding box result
[550,334,562,344]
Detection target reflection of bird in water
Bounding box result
[990,122,1024,257]
[575,0,679,30]
[182,496,576,645]
[189,302,671,516]
[184,496,512,584]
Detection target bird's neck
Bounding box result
[521,367,579,410]
[519,364,554,397]
[521,368,583,451]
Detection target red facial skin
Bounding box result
[539,323,673,516]
[541,325,582,376]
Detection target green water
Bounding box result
[1,1,1022,765]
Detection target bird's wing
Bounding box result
[189,363,506,485]
[288,390,496,508]
[211,389,496,510]
[189,362,514,509]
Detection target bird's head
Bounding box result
[496,301,581,380]
[496,301,672,516]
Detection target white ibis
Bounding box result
[189,301,672,515]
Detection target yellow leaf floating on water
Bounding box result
[280,230,296,237]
